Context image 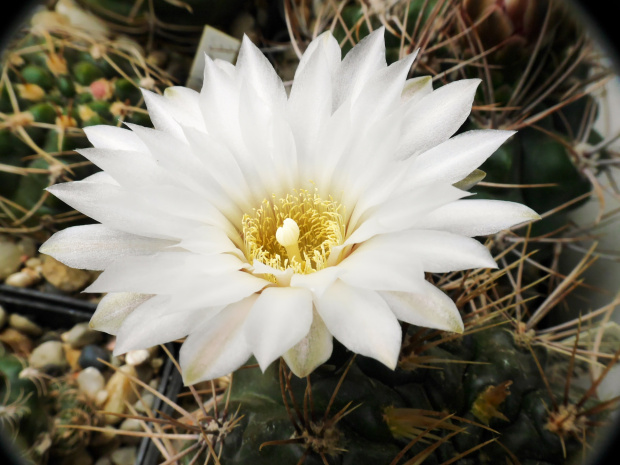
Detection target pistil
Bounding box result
[276,218,303,268]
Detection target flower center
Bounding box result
[242,189,345,275]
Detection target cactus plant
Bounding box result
[0,10,173,237]
[2,2,619,465]
[72,0,247,54]
[78,248,620,465]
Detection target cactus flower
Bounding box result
[40,29,539,384]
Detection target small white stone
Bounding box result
[9,313,43,337]
[5,271,36,288]
[28,341,66,369]
[0,239,21,280]
[11,314,43,336]
[110,446,137,465]
[133,393,155,413]
[25,257,42,269]
[103,364,138,424]
[95,389,109,407]
[125,349,149,366]
[119,418,143,432]
[77,367,105,399]
[62,322,102,348]
[119,418,143,444]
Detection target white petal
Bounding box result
[170,271,267,307]
[366,230,497,273]
[182,126,254,215]
[395,79,480,159]
[380,280,464,333]
[85,252,246,293]
[162,86,204,131]
[83,125,146,151]
[243,287,313,371]
[177,225,239,256]
[296,31,341,79]
[288,38,333,178]
[199,55,245,157]
[407,129,516,187]
[46,181,196,240]
[133,184,239,240]
[315,280,401,369]
[77,147,169,188]
[214,58,236,77]
[123,123,212,195]
[114,295,222,354]
[251,261,294,287]
[238,81,280,192]
[40,225,171,270]
[337,111,402,213]
[290,267,342,297]
[283,309,333,377]
[81,171,118,185]
[333,27,387,109]
[337,238,424,292]
[313,103,352,195]
[90,292,152,335]
[236,35,287,112]
[416,199,541,236]
[346,184,469,246]
[180,295,258,385]
[141,89,185,140]
[401,75,432,104]
[352,50,417,124]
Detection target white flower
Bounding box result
[40,28,539,384]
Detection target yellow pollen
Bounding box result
[242,189,345,277]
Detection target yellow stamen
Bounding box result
[242,189,345,277]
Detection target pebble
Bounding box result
[5,270,39,288]
[28,340,67,370]
[110,447,137,465]
[119,418,143,445]
[0,305,7,329]
[63,343,82,371]
[95,389,109,407]
[0,239,21,280]
[0,328,34,357]
[103,364,138,424]
[94,458,112,465]
[41,255,92,292]
[38,330,62,344]
[9,314,43,336]
[125,349,149,366]
[78,344,110,371]
[62,322,102,348]
[77,367,105,400]
[25,257,42,269]
[133,392,155,414]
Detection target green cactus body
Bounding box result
[75,0,245,54]
[175,325,599,465]
[0,23,172,232]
